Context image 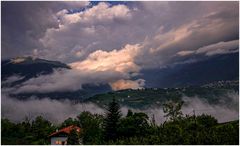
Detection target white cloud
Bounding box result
[69,44,141,74]
[12,69,123,93]
[56,2,131,26]
[39,2,134,62]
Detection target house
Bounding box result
[49,125,81,145]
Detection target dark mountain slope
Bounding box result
[141,53,239,88]
[1,56,112,100]
[2,56,70,81]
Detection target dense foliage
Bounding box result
[1,99,239,145]
[67,129,80,145]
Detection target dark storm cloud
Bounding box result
[2,2,57,59]
[1,1,89,60]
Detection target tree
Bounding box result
[60,117,78,128]
[118,112,149,138]
[77,111,104,144]
[195,114,217,128]
[163,100,184,121]
[103,98,122,141]
[31,116,55,143]
[126,109,133,117]
[67,129,80,145]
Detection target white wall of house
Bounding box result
[51,137,68,145]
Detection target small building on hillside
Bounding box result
[49,125,81,145]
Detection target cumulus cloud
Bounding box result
[110,79,145,91]
[39,2,134,62]
[69,44,141,73]
[56,2,131,25]
[6,44,144,93]
[3,2,238,66]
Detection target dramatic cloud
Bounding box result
[7,44,144,93]
[2,1,238,68]
[39,2,134,62]
[69,44,141,74]
[139,12,238,68]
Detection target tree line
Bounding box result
[1,99,239,145]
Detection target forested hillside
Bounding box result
[86,80,238,109]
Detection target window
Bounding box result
[55,140,62,144]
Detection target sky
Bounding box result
[1,1,239,124]
[1,1,239,91]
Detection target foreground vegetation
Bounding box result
[1,99,239,145]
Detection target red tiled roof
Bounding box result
[49,125,81,137]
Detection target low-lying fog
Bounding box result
[2,91,238,124]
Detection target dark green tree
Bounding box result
[126,109,133,117]
[103,98,122,141]
[31,116,55,144]
[60,117,78,128]
[118,112,149,138]
[67,129,80,145]
[195,114,217,128]
[77,111,104,144]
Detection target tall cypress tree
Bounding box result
[103,98,121,141]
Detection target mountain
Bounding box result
[86,80,239,109]
[2,56,70,86]
[1,53,239,100]
[140,53,239,88]
[1,56,111,100]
